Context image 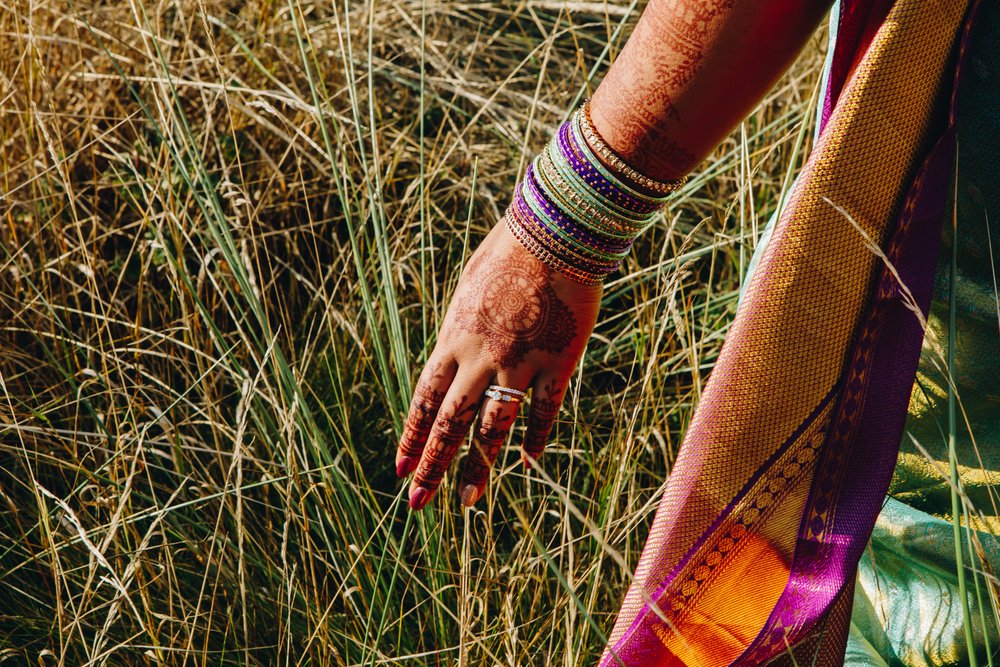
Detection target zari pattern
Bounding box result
[601,0,976,664]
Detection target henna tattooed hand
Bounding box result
[395,220,602,510]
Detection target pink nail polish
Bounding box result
[396,456,417,478]
[409,486,430,511]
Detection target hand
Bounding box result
[395,219,602,510]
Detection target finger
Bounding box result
[458,378,529,507]
[521,374,568,465]
[408,367,491,510]
[396,358,457,478]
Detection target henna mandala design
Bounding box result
[455,252,577,369]
[523,380,563,458]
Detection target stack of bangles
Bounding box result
[504,97,686,285]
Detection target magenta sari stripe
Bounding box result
[603,386,841,666]
[735,125,959,664]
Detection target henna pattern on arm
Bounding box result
[595,0,828,180]
[453,252,577,369]
[591,0,737,178]
[654,0,736,89]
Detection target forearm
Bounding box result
[591,0,834,181]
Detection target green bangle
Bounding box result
[547,138,653,225]
[535,150,652,238]
[533,153,637,239]
[519,177,631,262]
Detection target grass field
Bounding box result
[0,1,963,664]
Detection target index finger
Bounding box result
[408,367,489,510]
[396,358,456,478]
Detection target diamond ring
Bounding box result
[484,384,527,402]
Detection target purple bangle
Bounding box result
[535,148,649,236]
[518,179,631,267]
[511,188,620,274]
[557,121,662,215]
[551,123,658,223]
[523,163,634,255]
[524,165,633,254]
[512,189,620,272]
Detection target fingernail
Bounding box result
[459,484,480,507]
[396,456,418,478]
[409,486,430,511]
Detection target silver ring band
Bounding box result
[488,384,527,397]
[484,384,527,402]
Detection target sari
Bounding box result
[600,0,995,664]
[844,1,1000,662]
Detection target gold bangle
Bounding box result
[507,197,615,275]
[512,192,623,266]
[504,210,607,285]
[580,98,688,196]
[536,151,651,237]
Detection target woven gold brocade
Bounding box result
[604,0,972,664]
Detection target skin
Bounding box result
[397,226,601,510]
[590,0,834,181]
[396,0,834,511]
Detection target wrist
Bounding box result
[503,100,683,286]
[589,87,694,183]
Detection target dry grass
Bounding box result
[0,1,852,664]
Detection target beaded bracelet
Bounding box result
[504,99,686,284]
[563,112,669,211]
[579,97,687,196]
[559,118,665,214]
[535,150,647,238]
[521,164,633,256]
